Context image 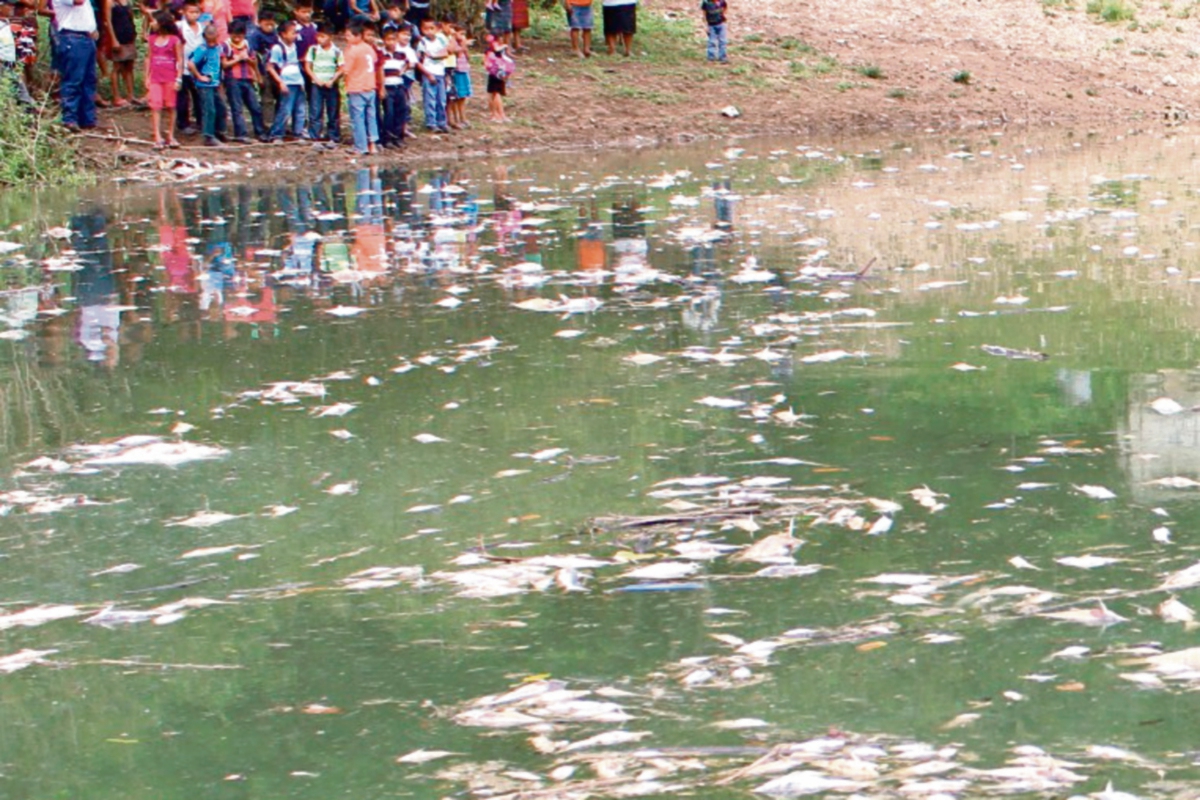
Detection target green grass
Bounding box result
[952,70,971,84]
[856,64,885,79]
[0,75,84,186]
[605,85,687,105]
[1086,0,1136,21]
[885,87,909,99]
[777,36,818,54]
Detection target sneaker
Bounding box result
[234,136,252,144]
[436,126,452,134]
[204,136,225,147]
[63,122,81,134]
[257,135,272,143]
[180,126,199,136]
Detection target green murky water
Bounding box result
[4,131,1200,799]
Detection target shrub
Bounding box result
[1086,0,1136,21]
[0,75,82,186]
[952,70,971,84]
[856,64,885,79]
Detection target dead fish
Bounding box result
[1157,596,1197,628]
[167,511,246,529]
[624,561,701,581]
[981,344,1049,361]
[0,648,58,674]
[312,402,357,418]
[1040,601,1127,627]
[82,441,229,467]
[562,731,651,751]
[734,533,803,565]
[1146,476,1200,489]
[754,770,865,797]
[554,567,589,593]
[395,749,461,764]
[1073,484,1116,500]
[1158,561,1200,592]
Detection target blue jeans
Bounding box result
[347,90,378,153]
[706,23,727,61]
[226,77,265,138]
[197,85,227,139]
[308,84,341,141]
[176,74,201,130]
[269,84,308,139]
[57,32,97,128]
[421,74,447,130]
[382,84,408,145]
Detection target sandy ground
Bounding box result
[74,0,1200,174]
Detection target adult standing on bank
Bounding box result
[53,0,98,130]
[563,0,593,57]
[601,0,634,57]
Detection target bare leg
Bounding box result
[605,33,616,55]
[622,32,632,56]
[582,29,592,56]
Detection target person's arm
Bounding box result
[188,51,205,80]
[367,0,379,20]
[145,37,155,85]
[267,45,286,90]
[303,48,316,83]
[104,0,117,47]
[220,44,235,68]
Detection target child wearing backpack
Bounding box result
[483,34,512,123]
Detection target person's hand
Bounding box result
[280,84,289,94]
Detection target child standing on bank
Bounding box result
[484,34,512,123]
[448,23,471,129]
[305,21,342,145]
[222,18,265,141]
[379,25,412,148]
[188,22,228,145]
[107,0,137,106]
[146,10,183,146]
[177,0,205,135]
[267,19,308,140]
[700,0,726,63]
[415,16,448,133]
[342,19,378,154]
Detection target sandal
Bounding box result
[166,139,181,148]
[152,141,166,151]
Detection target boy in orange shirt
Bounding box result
[342,20,378,154]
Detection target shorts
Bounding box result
[567,4,593,29]
[112,42,137,62]
[602,3,636,36]
[452,71,472,99]
[148,81,178,109]
[486,74,505,95]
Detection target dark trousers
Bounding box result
[308,83,340,141]
[176,74,201,130]
[226,77,264,137]
[197,86,227,139]
[57,31,97,128]
[381,83,408,145]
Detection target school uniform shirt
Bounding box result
[222,39,255,79]
[247,26,278,70]
[381,45,412,87]
[342,40,376,93]
[269,41,305,86]
[305,42,342,84]
[180,20,205,58]
[416,33,447,77]
[190,41,223,84]
[0,20,16,64]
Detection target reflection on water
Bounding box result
[8,133,1200,798]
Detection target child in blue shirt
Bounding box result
[187,23,228,145]
[267,20,309,140]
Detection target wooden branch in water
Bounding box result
[59,659,244,670]
[590,504,762,531]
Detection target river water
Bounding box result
[3,130,1200,799]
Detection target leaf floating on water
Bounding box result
[396,749,461,765]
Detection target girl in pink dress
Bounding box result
[146,10,184,147]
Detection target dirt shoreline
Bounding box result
[75,0,1196,178]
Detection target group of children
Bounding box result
[99,0,517,152]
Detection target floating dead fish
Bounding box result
[0,604,83,631]
[1149,397,1185,415]
[1146,476,1200,489]
[1157,596,1197,628]
[82,440,229,467]
[1073,484,1116,500]
[180,544,255,559]
[396,749,461,764]
[624,352,666,366]
[624,561,701,581]
[981,344,1049,361]
[1158,561,1200,591]
[562,731,651,751]
[0,648,57,674]
[413,433,447,444]
[734,533,803,565]
[312,402,357,418]
[324,305,368,317]
[167,510,246,529]
[754,770,865,797]
[326,481,359,496]
[1055,555,1122,569]
[1040,601,1127,627]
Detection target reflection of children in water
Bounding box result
[71,211,122,367]
[611,195,648,279]
[575,200,606,275]
[353,168,388,274]
[158,190,197,294]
